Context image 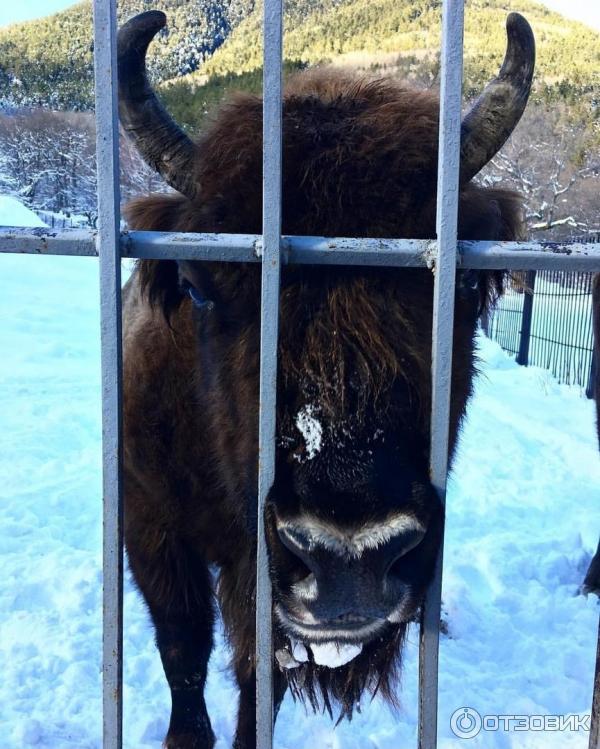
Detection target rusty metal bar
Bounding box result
[256,0,284,746]
[1,228,600,271]
[590,618,600,749]
[92,0,123,747]
[419,0,465,747]
[516,270,536,366]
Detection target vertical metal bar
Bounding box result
[574,273,591,387]
[557,273,571,381]
[516,270,536,366]
[567,273,582,384]
[586,272,598,398]
[543,272,554,373]
[93,1,123,748]
[587,347,597,400]
[516,291,526,356]
[590,619,600,749]
[419,1,464,747]
[256,0,283,746]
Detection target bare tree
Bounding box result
[120,134,168,205]
[0,109,168,225]
[0,110,97,222]
[479,104,600,239]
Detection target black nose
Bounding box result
[277,521,423,622]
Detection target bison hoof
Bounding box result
[582,581,600,597]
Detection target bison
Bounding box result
[583,276,600,596]
[118,10,535,749]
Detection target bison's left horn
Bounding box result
[460,12,535,183]
[117,11,199,199]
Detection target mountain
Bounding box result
[0,0,598,120]
[0,0,254,109]
[192,0,599,96]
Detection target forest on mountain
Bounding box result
[0,0,598,111]
[0,0,254,109]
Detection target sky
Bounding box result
[0,0,600,31]
[539,0,600,31]
[0,0,75,28]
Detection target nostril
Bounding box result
[289,558,314,586]
[385,552,406,579]
[382,529,426,579]
[277,525,320,583]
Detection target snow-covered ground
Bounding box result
[0,195,46,228]
[0,204,598,748]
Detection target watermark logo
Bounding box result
[450,708,591,738]
[450,708,482,739]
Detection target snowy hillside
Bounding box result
[0,195,46,227]
[0,238,598,747]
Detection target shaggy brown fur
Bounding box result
[122,69,525,749]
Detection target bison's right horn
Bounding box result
[460,12,535,183]
[117,11,199,199]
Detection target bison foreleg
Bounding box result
[233,667,287,749]
[127,539,216,749]
[155,610,215,749]
[217,561,287,748]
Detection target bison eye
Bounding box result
[180,279,212,310]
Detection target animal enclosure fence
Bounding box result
[485,233,599,397]
[0,1,599,749]
[486,269,596,394]
[34,210,86,229]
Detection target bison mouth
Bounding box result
[275,602,393,644]
[274,610,410,720]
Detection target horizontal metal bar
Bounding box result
[460,240,600,271]
[1,228,599,270]
[286,236,433,266]
[126,230,262,261]
[0,227,100,256]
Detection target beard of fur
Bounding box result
[283,621,408,722]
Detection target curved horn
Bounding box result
[117,11,198,199]
[460,12,535,183]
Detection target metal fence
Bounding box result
[1,1,599,748]
[486,267,596,396]
[34,210,87,229]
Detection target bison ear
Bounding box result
[125,194,191,321]
[459,187,526,244]
[458,187,526,314]
[137,259,183,321]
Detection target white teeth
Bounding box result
[309,641,363,668]
[277,637,364,670]
[275,648,302,670]
[275,639,310,670]
[290,639,309,663]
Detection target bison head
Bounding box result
[118,10,534,715]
